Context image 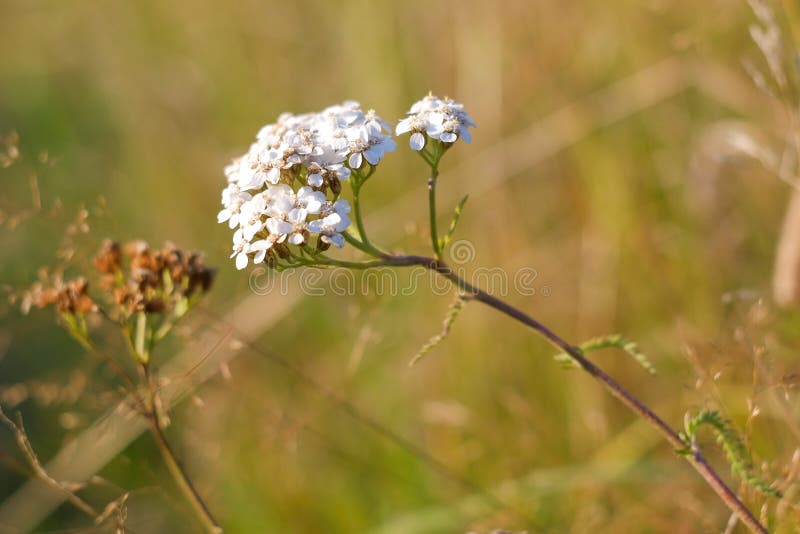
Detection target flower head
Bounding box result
[220,101,394,269]
[396,94,476,151]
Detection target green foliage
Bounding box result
[679,410,781,498]
[409,294,467,366]
[439,195,469,251]
[554,334,656,374]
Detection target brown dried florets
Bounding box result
[92,239,121,274]
[54,278,96,315]
[25,239,215,319]
[104,240,216,314]
[22,274,95,315]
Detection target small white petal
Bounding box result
[334,214,351,232]
[428,112,444,126]
[426,123,444,137]
[308,219,323,233]
[440,131,457,143]
[364,146,383,165]
[324,213,342,226]
[251,239,272,252]
[348,152,363,169]
[217,209,232,223]
[337,167,351,180]
[308,173,324,187]
[288,232,305,245]
[288,208,308,223]
[306,199,322,214]
[396,119,413,135]
[267,168,281,184]
[321,234,346,248]
[329,233,345,247]
[235,252,248,270]
[333,199,351,214]
[409,132,425,151]
[267,218,292,235]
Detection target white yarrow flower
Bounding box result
[395,94,476,151]
[220,100,404,268]
[217,183,252,229]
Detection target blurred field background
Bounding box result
[2,0,800,532]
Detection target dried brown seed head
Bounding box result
[93,240,122,274]
[55,277,96,314]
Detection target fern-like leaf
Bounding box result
[682,410,781,498]
[553,334,656,374]
[409,294,467,366]
[439,195,469,251]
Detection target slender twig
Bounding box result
[0,406,97,518]
[1,404,135,533]
[353,144,770,530]
[321,251,768,533]
[138,364,221,534]
[333,143,767,530]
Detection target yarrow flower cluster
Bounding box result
[219,101,396,269]
[395,94,476,151]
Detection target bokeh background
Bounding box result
[2,0,800,532]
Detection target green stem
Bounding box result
[428,168,441,260]
[348,166,388,258]
[134,311,149,364]
[420,143,443,260]
[315,256,388,270]
[343,231,376,254]
[352,188,379,254]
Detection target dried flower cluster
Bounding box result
[95,240,215,315]
[24,276,96,315]
[219,101,396,269]
[26,239,215,319]
[395,94,476,151]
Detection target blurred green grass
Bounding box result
[2,0,800,532]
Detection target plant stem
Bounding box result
[428,169,441,260]
[0,406,97,519]
[353,188,372,249]
[139,364,221,533]
[343,231,376,255]
[351,174,386,257]
[375,253,767,534]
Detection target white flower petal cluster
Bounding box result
[220,101,391,269]
[396,94,476,151]
[224,100,395,192]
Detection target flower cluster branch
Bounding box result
[219,94,770,533]
[25,239,221,533]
